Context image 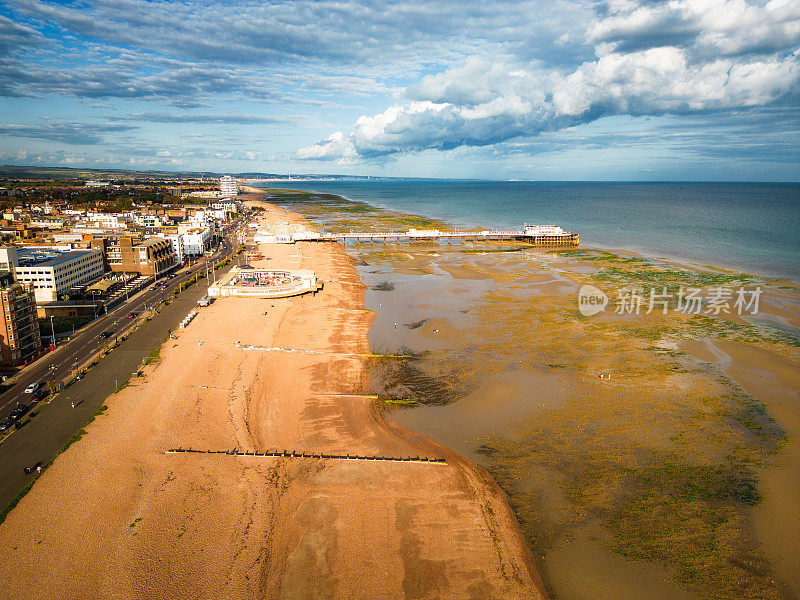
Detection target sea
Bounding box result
[254,180,800,282]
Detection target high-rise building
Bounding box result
[219,175,237,198]
[0,272,42,368]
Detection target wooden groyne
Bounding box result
[166,447,447,464]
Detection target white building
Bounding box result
[219,175,237,198]
[85,212,128,229]
[14,248,104,303]
[0,247,18,272]
[183,190,222,199]
[134,213,165,228]
[211,199,239,213]
[188,209,215,226]
[52,233,83,243]
[156,233,186,265]
[254,231,293,244]
[30,218,67,230]
[180,227,212,256]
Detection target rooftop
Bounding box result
[17,248,97,268]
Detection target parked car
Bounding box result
[0,418,14,432]
[31,388,49,403]
[8,404,30,421]
[24,381,43,394]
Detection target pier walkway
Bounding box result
[260,224,579,246]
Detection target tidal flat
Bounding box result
[264,189,800,600]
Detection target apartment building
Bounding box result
[85,212,128,229]
[0,272,42,367]
[14,248,105,303]
[30,218,67,229]
[155,232,186,265]
[99,236,176,276]
[178,226,212,256]
[134,213,166,228]
[219,175,237,197]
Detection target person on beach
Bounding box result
[71,401,74,409]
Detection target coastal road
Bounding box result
[0,222,241,423]
[0,223,246,511]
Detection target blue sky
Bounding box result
[0,0,798,180]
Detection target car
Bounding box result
[150,285,157,291]
[31,388,49,403]
[127,312,138,319]
[0,419,14,432]
[8,404,30,421]
[24,381,43,394]
[100,330,115,339]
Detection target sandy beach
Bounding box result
[0,199,544,599]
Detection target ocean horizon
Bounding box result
[254,180,800,282]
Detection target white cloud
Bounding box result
[298,0,800,161]
[589,0,800,57]
[296,131,357,162]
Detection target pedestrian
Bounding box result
[71,401,75,409]
[36,466,41,474]
[24,466,31,474]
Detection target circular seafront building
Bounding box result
[209,265,322,298]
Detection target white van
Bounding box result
[197,295,211,307]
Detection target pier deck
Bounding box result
[303,226,579,246]
[254,224,579,246]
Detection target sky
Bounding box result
[0,0,798,180]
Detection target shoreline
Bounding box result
[0,195,546,598]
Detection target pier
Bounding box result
[257,224,579,246]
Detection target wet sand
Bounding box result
[712,340,800,597]
[0,201,544,599]
[354,244,799,600]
